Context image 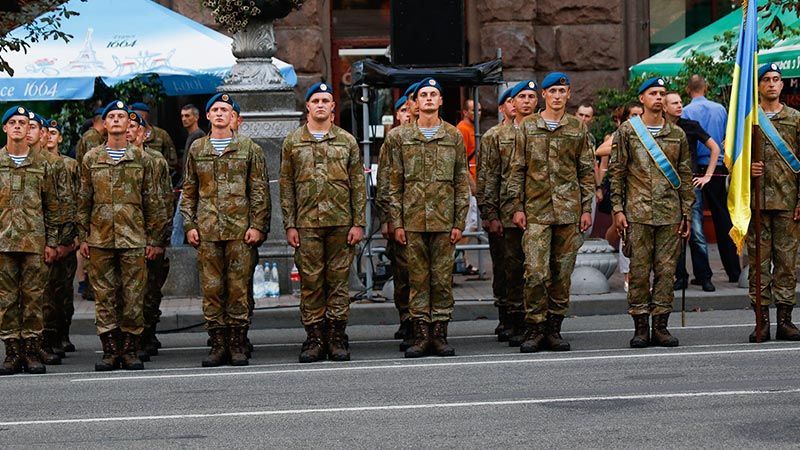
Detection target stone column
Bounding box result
[223,18,302,294]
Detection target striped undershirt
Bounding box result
[544,120,560,131]
[766,112,777,119]
[311,132,326,141]
[419,125,440,139]
[9,154,27,167]
[106,147,126,161]
[647,125,663,136]
[210,137,232,155]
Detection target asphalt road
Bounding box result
[2,309,800,448]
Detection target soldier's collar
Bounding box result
[301,124,334,142]
[98,143,136,164]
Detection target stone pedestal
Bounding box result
[571,238,618,295]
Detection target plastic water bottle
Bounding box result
[262,262,274,297]
[269,262,280,297]
[253,264,265,298]
[290,263,301,297]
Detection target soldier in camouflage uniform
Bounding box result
[78,100,166,371]
[610,77,693,348]
[280,82,366,363]
[748,64,800,343]
[377,93,414,351]
[181,93,270,367]
[75,109,105,303]
[385,78,470,358]
[130,103,179,176]
[507,73,595,353]
[44,119,80,356]
[127,112,174,359]
[0,106,60,375]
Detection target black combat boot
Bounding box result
[520,323,546,353]
[229,327,249,366]
[404,320,431,358]
[299,323,326,363]
[749,305,771,343]
[22,338,46,374]
[62,333,76,353]
[776,305,800,341]
[46,330,66,359]
[136,333,151,363]
[120,333,144,370]
[495,306,508,338]
[202,328,229,367]
[142,326,159,357]
[507,312,527,347]
[95,330,120,371]
[395,319,411,340]
[544,314,570,351]
[629,314,650,348]
[327,320,351,362]
[37,333,61,365]
[0,339,23,375]
[429,321,455,357]
[651,314,679,347]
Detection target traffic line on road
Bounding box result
[71,345,800,383]
[2,387,799,427]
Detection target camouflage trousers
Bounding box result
[198,240,253,330]
[747,210,800,307]
[248,246,259,316]
[44,252,77,336]
[89,247,146,335]
[503,227,524,313]
[296,227,354,326]
[144,255,170,329]
[385,239,410,322]
[522,223,583,324]
[0,252,46,339]
[626,222,681,316]
[406,232,455,323]
[487,231,507,308]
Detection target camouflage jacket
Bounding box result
[609,119,694,225]
[77,144,165,248]
[0,147,60,253]
[280,125,366,230]
[144,147,175,247]
[75,127,104,165]
[145,126,178,174]
[181,134,271,241]
[36,147,74,245]
[384,121,470,232]
[507,113,595,225]
[61,155,79,243]
[477,122,522,227]
[755,104,800,211]
[376,131,395,225]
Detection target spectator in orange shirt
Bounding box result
[457,99,481,187]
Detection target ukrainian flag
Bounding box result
[724,0,758,254]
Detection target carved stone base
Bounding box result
[224,58,289,92]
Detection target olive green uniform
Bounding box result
[279,125,366,326]
[145,126,178,175]
[143,148,174,332]
[75,127,105,166]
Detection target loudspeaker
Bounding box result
[391,0,465,67]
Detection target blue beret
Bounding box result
[231,100,241,114]
[102,100,129,119]
[541,72,570,90]
[498,87,514,105]
[414,77,442,96]
[128,111,147,128]
[129,102,150,113]
[93,108,104,117]
[758,63,781,80]
[27,112,47,127]
[509,80,538,99]
[394,96,408,111]
[305,82,333,102]
[205,93,236,112]
[637,77,667,95]
[1,106,29,125]
[403,82,421,99]
[47,118,63,133]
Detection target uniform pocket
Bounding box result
[291,145,315,182]
[327,144,349,181]
[434,142,456,181]
[226,156,249,196]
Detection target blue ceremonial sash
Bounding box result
[758,107,800,173]
[629,116,681,189]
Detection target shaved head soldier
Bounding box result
[610,77,693,348]
[280,82,366,363]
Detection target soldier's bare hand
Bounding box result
[286,228,300,248]
[347,226,364,246]
[450,228,462,244]
[186,229,200,247]
[614,212,628,235]
[487,219,503,236]
[678,219,691,239]
[579,213,592,232]
[751,161,764,178]
[44,246,58,264]
[794,207,800,221]
[145,246,164,261]
[381,222,391,240]
[512,211,527,229]
[244,228,264,246]
[79,242,90,259]
[56,245,69,261]
[394,227,407,246]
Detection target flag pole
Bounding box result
[752,123,763,342]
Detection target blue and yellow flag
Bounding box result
[724,0,758,254]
